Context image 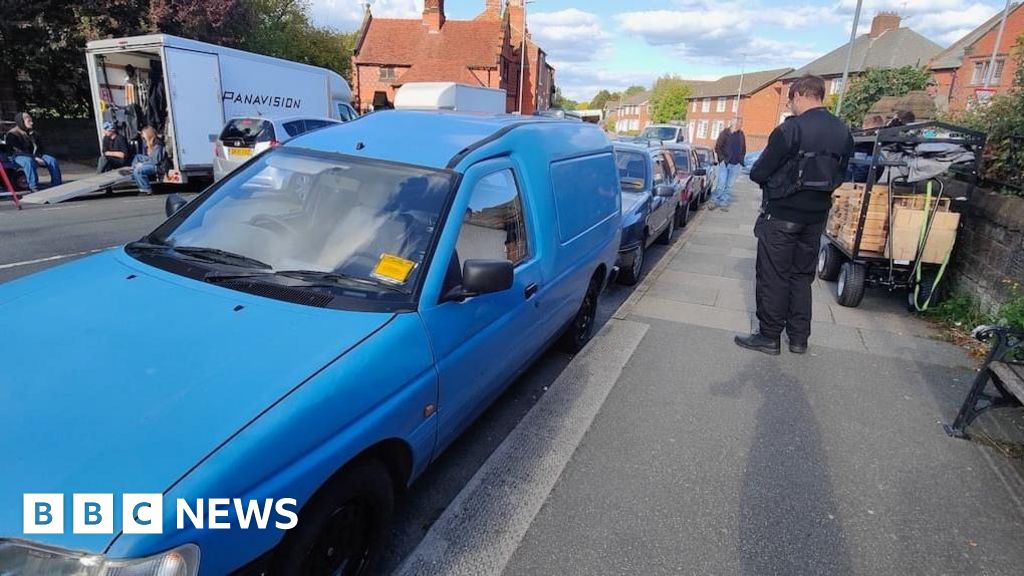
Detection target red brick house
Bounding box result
[613,91,651,134]
[777,12,942,122]
[686,68,791,151]
[351,0,554,114]
[929,3,1023,112]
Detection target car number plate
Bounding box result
[228,148,253,158]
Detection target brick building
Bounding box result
[614,91,651,133]
[929,3,1023,112]
[351,0,554,114]
[686,68,791,152]
[778,12,942,122]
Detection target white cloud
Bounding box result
[554,66,661,103]
[530,8,614,63]
[309,0,419,31]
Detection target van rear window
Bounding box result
[219,118,275,146]
[550,153,619,243]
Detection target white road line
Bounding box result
[0,246,118,270]
[396,319,649,576]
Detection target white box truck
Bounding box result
[85,34,355,185]
[394,82,507,114]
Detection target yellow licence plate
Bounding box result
[228,147,253,158]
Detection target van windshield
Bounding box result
[152,148,454,295]
[640,126,679,141]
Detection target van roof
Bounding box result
[286,110,590,170]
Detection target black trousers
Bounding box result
[97,156,128,173]
[754,213,825,342]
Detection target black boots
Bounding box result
[734,332,781,356]
[789,340,808,354]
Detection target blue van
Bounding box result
[0,112,620,574]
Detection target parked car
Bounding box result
[213,116,341,181]
[742,149,763,174]
[614,142,678,285]
[0,111,621,574]
[692,145,718,202]
[661,143,706,228]
[639,123,687,144]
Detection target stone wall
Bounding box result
[952,186,1024,311]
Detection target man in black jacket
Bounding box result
[97,121,131,173]
[736,75,853,355]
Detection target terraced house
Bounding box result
[686,68,791,152]
[351,0,554,114]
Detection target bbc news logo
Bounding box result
[24,494,298,535]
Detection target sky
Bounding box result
[309,0,1010,103]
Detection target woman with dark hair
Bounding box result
[4,112,62,192]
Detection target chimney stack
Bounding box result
[423,0,445,32]
[485,0,502,14]
[869,12,901,38]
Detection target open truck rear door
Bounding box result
[164,47,223,173]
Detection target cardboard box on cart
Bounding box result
[889,208,960,263]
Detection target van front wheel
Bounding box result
[276,460,394,576]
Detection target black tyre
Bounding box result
[817,243,844,281]
[275,460,394,576]
[658,211,675,244]
[836,261,867,308]
[676,200,690,228]
[908,269,948,311]
[560,274,601,353]
[618,243,644,286]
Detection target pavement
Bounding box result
[397,176,1024,576]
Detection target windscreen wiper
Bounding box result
[275,269,407,293]
[172,246,272,270]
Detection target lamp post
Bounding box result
[835,0,863,117]
[983,0,1012,89]
[518,0,535,114]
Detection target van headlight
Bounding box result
[0,540,199,576]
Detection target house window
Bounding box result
[379,67,397,81]
[692,101,698,113]
[971,60,1005,85]
[716,97,726,112]
[701,98,710,112]
[697,120,708,138]
[732,97,739,113]
[830,77,844,95]
[711,120,725,139]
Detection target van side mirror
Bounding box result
[165,193,188,217]
[443,259,513,302]
[655,184,676,197]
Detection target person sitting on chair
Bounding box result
[98,122,131,173]
[133,127,165,196]
[5,112,62,193]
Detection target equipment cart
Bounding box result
[817,121,986,309]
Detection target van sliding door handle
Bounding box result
[524,283,539,299]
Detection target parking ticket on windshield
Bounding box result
[372,254,416,284]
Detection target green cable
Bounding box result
[911,180,953,312]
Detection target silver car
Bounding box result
[213,116,341,181]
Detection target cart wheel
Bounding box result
[836,262,866,307]
[907,270,947,311]
[817,243,844,281]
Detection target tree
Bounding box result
[588,89,616,111]
[623,85,646,97]
[551,87,578,110]
[838,66,931,126]
[649,75,691,124]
